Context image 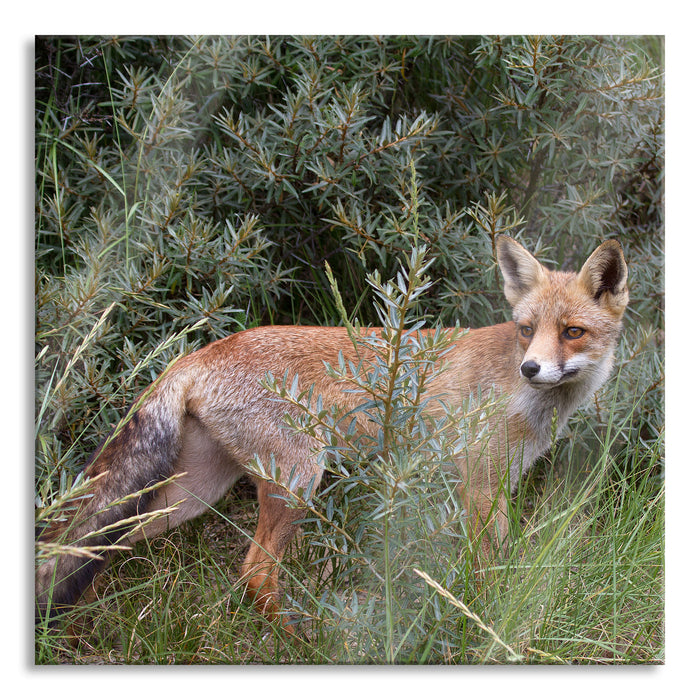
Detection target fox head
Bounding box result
[496,236,629,391]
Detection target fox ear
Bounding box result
[577,239,629,315]
[496,236,546,307]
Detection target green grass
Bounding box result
[35,374,664,666]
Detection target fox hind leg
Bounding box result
[241,467,320,631]
[134,414,245,541]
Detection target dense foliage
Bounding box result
[35,36,664,664]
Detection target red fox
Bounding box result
[35,235,628,630]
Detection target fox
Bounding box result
[35,235,628,631]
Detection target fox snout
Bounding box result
[519,358,580,387]
[520,360,541,380]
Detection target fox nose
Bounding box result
[520,360,540,379]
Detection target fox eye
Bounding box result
[564,327,585,339]
[520,325,534,338]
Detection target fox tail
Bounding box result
[35,366,192,621]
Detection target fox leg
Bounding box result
[240,476,314,630]
[459,485,509,567]
[134,414,244,541]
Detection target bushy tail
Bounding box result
[35,366,191,621]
